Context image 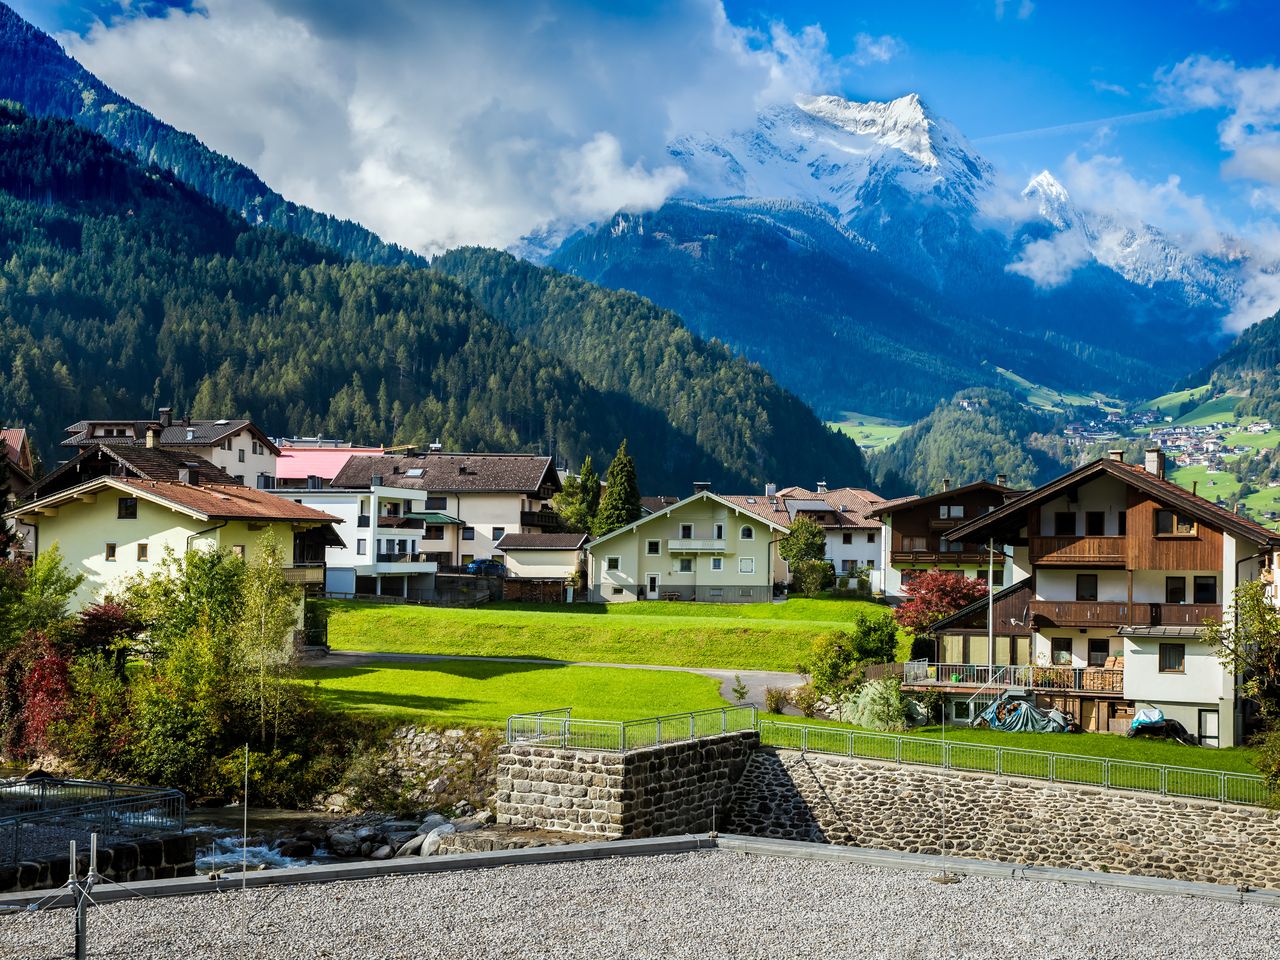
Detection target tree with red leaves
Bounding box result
[894,568,990,633]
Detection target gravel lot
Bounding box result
[3,850,1276,960]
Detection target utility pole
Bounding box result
[67,833,99,960]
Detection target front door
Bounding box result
[647,574,660,599]
[1198,709,1220,748]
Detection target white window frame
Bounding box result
[739,557,755,575]
[680,522,694,539]
[646,539,661,555]
[606,556,621,572]
[714,522,725,539]
[678,558,694,573]
[739,525,754,540]
[711,557,723,572]
[357,539,367,556]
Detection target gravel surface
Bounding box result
[4,850,1277,960]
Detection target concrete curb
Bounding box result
[4,832,1276,912]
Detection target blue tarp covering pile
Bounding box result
[976,692,1074,733]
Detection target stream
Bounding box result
[183,806,345,874]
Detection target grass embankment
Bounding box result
[320,597,892,672]
[305,659,727,726]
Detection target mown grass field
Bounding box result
[304,659,727,726]
[1139,384,1211,413]
[1172,392,1242,426]
[320,597,895,672]
[828,412,908,450]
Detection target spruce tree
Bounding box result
[592,441,642,537]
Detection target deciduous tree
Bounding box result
[894,569,989,633]
[780,515,826,566]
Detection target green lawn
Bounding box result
[1224,428,1280,450]
[1172,393,1242,426]
[829,412,909,450]
[320,598,892,672]
[305,659,727,725]
[994,366,1122,413]
[1139,384,1211,413]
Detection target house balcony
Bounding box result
[891,550,1004,565]
[1029,536,1126,567]
[373,552,440,574]
[282,564,326,586]
[902,662,1125,695]
[521,509,564,531]
[378,516,425,530]
[1030,600,1222,628]
[668,538,727,552]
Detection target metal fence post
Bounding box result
[1220,772,1227,803]
[802,725,809,753]
[1103,759,1110,790]
[1160,767,1168,796]
[894,736,901,764]
[1048,753,1056,784]
[690,713,696,741]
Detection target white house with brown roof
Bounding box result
[5,445,341,612]
[2,426,37,556]
[495,533,589,581]
[62,408,280,488]
[282,450,562,599]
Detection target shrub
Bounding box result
[52,654,134,776]
[838,677,908,731]
[791,559,835,598]
[731,675,748,703]
[804,611,900,697]
[790,684,820,718]
[894,569,989,633]
[763,686,788,714]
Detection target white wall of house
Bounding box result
[501,549,583,579]
[1031,627,1123,668]
[1035,476,1129,536]
[826,528,882,592]
[193,429,278,488]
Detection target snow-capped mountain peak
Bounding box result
[1022,169,1077,230]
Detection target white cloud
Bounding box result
[62,0,842,254]
[1006,229,1091,287]
[850,32,904,67]
[994,0,1034,20]
[1090,79,1130,97]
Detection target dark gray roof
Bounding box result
[495,533,589,551]
[63,419,280,455]
[333,453,560,495]
[24,445,239,501]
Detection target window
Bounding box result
[252,440,264,456]
[136,543,148,562]
[1118,510,1127,536]
[841,560,853,573]
[221,438,232,451]
[1051,638,1073,666]
[233,475,244,485]
[117,497,137,520]
[424,496,448,511]
[492,527,506,541]
[1088,638,1109,667]
[1194,576,1217,604]
[238,449,246,463]
[680,523,694,539]
[1075,574,1098,602]
[1155,510,1195,536]
[1166,576,1187,604]
[646,540,661,555]
[709,588,723,599]
[1159,642,1186,673]
[711,557,723,572]
[461,554,474,565]
[739,557,755,574]
[424,526,444,541]
[867,559,876,569]
[462,527,475,541]
[714,523,725,539]
[842,532,853,545]
[952,701,973,722]
[611,586,624,596]
[939,536,964,553]
[1085,511,1105,536]
[104,542,117,561]
[1054,511,1075,536]
[232,545,246,559]
[938,504,965,519]
[866,532,876,544]
[679,558,693,573]
[740,525,754,540]
[357,539,367,556]
[606,556,621,571]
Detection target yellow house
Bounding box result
[587,490,791,603]
[6,445,341,611]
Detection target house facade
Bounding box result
[760,484,886,592]
[587,490,791,603]
[2,427,37,556]
[902,450,1280,747]
[284,451,562,599]
[63,409,280,489]
[868,479,1025,596]
[273,441,384,491]
[5,445,341,613]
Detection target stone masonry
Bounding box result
[495,732,757,838]
[724,748,1280,889]
[0,833,197,894]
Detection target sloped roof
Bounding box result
[333,453,559,494]
[925,578,1034,635]
[588,490,793,548]
[275,447,383,481]
[641,495,681,515]
[495,533,590,551]
[720,487,884,531]
[62,419,280,455]
[947,458,1280,549]
[1,428,33,483]
[867,480,1021,519]
[24,445,241,501]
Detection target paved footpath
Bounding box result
[315,649,805,708]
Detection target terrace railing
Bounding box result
[506,705,758,753]
[756,719,1269,806]
[0,777,186,864]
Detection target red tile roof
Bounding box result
[115,479,340,523]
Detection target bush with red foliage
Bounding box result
[894,568,990,633]
[0,633,71,758]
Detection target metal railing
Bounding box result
[0,778,186,864]
[904,662,1125,694]
[506,705,758,753]
[756,719,1269,806]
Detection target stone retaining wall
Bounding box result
[495,732,757,839]
[724,748,1280,889]
[0,833,197,894]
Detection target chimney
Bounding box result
[1107,449,1125,462]
[817,480,828,494]
[941,478,952,492]
[995,474,1008,487]
[1144,447,1165,479]
[692,481,711,494]
[429,439,443,453]
[158,407,173,428]
[145,427,158,449]
[185,428,195,441]
[764,483,777,498]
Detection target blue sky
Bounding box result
[11,0,1280,284]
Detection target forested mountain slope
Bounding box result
[0,104,798,491]
[431,247,868,490]
[0,3,422,268]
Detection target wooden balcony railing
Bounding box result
[1030,600,1222,628]
[1029,536,1127,566]
[521,509,564,530]
[282,564,326,585]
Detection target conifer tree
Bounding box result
[592,441,642,537]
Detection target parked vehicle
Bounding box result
[464,557,506,576]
